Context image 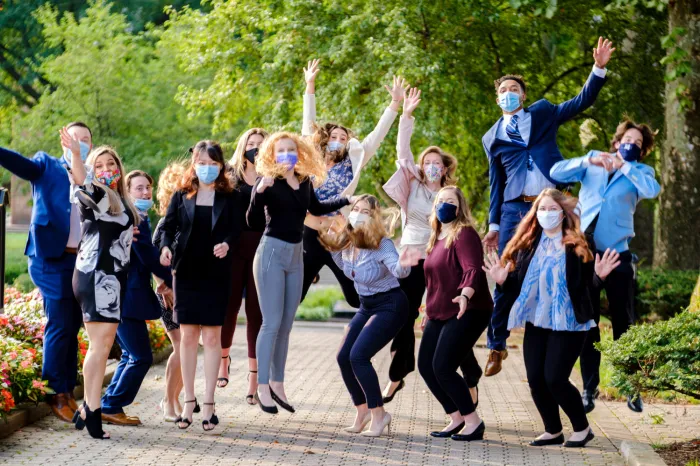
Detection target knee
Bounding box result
[432,359,452,383]
[201,332,219,348]
[180,329,200,347]
[132,349,153,367]
[336,348,351,368]
[417,353,433,380]
[527,371,547,393]
[349,348,369,369]
[544,370,568,393]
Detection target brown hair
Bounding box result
[501,188,593,267]
[311,122,355,164]
[66,121,92,138]
[256,131,327,185]
[417,146,458,187]
[156,161,187,216]
[318,194,400,251]
[494,75,527,93]
[180,140,233,199]
[85,146,140,221]
[125,170,154,190]
[609,119,655,159]
[230,128,269,180]
[426,186,476,253]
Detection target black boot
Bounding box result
[84,405,110,440]
[581,389,599,414]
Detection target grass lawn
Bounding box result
[4,231,28,285]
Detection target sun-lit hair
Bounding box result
[318,194,401,251]
[180,140,233,199]
[426,186,476,253]
[256,131,327,186]
[229,128,269,180]
[417,146,458,187]
[156,161,187,216]
[501,188,593,267]
[609,118,655,159]
[311,122,355,164]
[84,146,140,221]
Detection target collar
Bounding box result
[503,107,526,125]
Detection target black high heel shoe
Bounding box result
[217,356,232,388]
[176,399,198,429]
[430,422,465,438]
[72,403,86,430]
[451,421,485,442]
[83,405,110,440]
[254,392,278,414]
[246,371,258,405]
[270,388,295,413]
[202,402,219,432]
[382,379,405,404]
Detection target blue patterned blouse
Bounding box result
[314,156,354,216]
[507,231,596,332]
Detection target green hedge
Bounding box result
[635,269,698,320]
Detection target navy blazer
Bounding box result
[122,216,172,321]
[0,147,72,259]
[483,71,607,226]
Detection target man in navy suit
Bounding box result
[0,123,92,421]
[551,120,660,413]
[481,37,616,376]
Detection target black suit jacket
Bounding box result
[498,232,602,324]
[160,189,240,270]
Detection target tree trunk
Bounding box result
[691,273,700,312]
[654,0,700,269]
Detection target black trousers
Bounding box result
[580,251,636,393]
[301,227,360,308]
[523,323,589,434]
[418,311,490,415]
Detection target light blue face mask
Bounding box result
[133,198,153,212]
[63,141,91,168]
[327,141,345,152]
[276,152,298,170]
[498,91,522,113]
[195,164,220,184]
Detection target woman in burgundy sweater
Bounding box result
[418,186,493,442]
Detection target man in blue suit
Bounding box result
[550,120,660,413]
[482,37,616,376]
[0,123,92,421]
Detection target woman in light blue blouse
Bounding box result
[483,189,619,449]
[319,194,419,438]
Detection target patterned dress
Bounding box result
[72,180,135,324]
[507,231,596,332]
[314,156,354,216]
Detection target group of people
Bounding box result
[0,35,660,446]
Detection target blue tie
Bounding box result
[506,115,533,170]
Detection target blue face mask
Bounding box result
[498,91,521,113]
[133,198,153,212]
[619,143,642,162]
[327,141,345,152]
[63,141,91,168]
[195,164,220,184]
[276,152,298,170]
[435,202,458,224]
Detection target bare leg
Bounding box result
[178,324,199,427]
[82,322,118,438]
[163,328,182,418]
[201,326,221,423]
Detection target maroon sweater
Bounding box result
[423,226,493,320]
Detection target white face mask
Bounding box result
[537,210,564,230]
[348,211,369,229]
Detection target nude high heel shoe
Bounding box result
[361,413,392,437]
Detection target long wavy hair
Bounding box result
[501,188,593,267]
[311,122,355,164]
[179,140,233,199]
[85,146,140,221]
[256,131,327,185]
[318,194,400,251]
[229,127,269,180]
[426,186,476,253]
[417,146,458,187]
[156,161,187,216]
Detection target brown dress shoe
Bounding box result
[66,392,79,412]
[48,393,75,423]
[101,412,143,426]
[484,349,508,377]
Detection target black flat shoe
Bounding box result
[430,422,465,438]
[529,433,565,446]
[382,379,405,404]
[627,394,643,413]
[270,388,295,413]
[564,430,595,448]
[254,392,278,414]
[451,421,485,441]
[582,389,599,414]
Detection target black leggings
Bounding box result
[418,311,490,415]
[523,323,589,434]
[301,227,360,308]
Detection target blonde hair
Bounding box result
[319,194,401,251]
[85,146,140,221]
[256,131,327,186]
[417,146,458,187]
[426,186,476,253]
[230,128,269,180]
[156,161,187,216]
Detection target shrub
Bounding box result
[296,287,344,322]
[598,310,700,400]
[635,269,697,320]
[296,306,333,321]
[12,274,35,293]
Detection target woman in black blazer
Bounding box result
[159,141,239,432]
[483,189,619,449]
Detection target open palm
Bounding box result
[482,251,511,285]
[594,248,621,280]
[592,36,616,68]
[403,87,421,116]
[384,75,408,102]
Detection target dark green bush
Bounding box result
[635,268,697,320]
[598,310,700,400]
[12,273,35,293]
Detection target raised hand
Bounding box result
[304,58,321,94]
[592,37,616,68]
[482,231,499,256]
[160,247,172,267]
[482,251,511,285]
[611,152,626,170]
[403,87,422,116]
[589,152,615,172]
[213,242,229,259]
[594,248,621,280]
[385,75,408,111]
[399,246,421,268]
[256,176,274,193]
[59,127,81,159]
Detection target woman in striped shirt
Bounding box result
[320,194,420,437]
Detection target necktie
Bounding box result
[506,115,533,170]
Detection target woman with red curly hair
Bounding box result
[483,189,619,449]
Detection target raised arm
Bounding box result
[550,151,594,183]
[0,147,44,181]
[396,87,421,164]
[60,126,87,185]
[302,59,320,137]
[356,76,405,166]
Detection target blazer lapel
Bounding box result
[212,192,225,229]
[184,193,195,225]
[484,117,503,153]
[604,168,625,193]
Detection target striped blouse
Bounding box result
[331,237,410,296]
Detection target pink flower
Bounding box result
[8,352,17,361]
[32,380,43,389]
[20,360,32,369]
[0,362,8,371]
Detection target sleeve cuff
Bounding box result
[592,65,607,78]
[620,162,632,175]
[582,155,591,168]
[489,223,500,232]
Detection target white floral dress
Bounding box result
[71,180,134,323]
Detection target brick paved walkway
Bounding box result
[1,322,699,465]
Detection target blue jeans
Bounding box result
[337,288,408,409]
[28,254,83,394]
[101,318,153,414]
[487,201,532,351]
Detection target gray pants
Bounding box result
[253,235,304,384]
